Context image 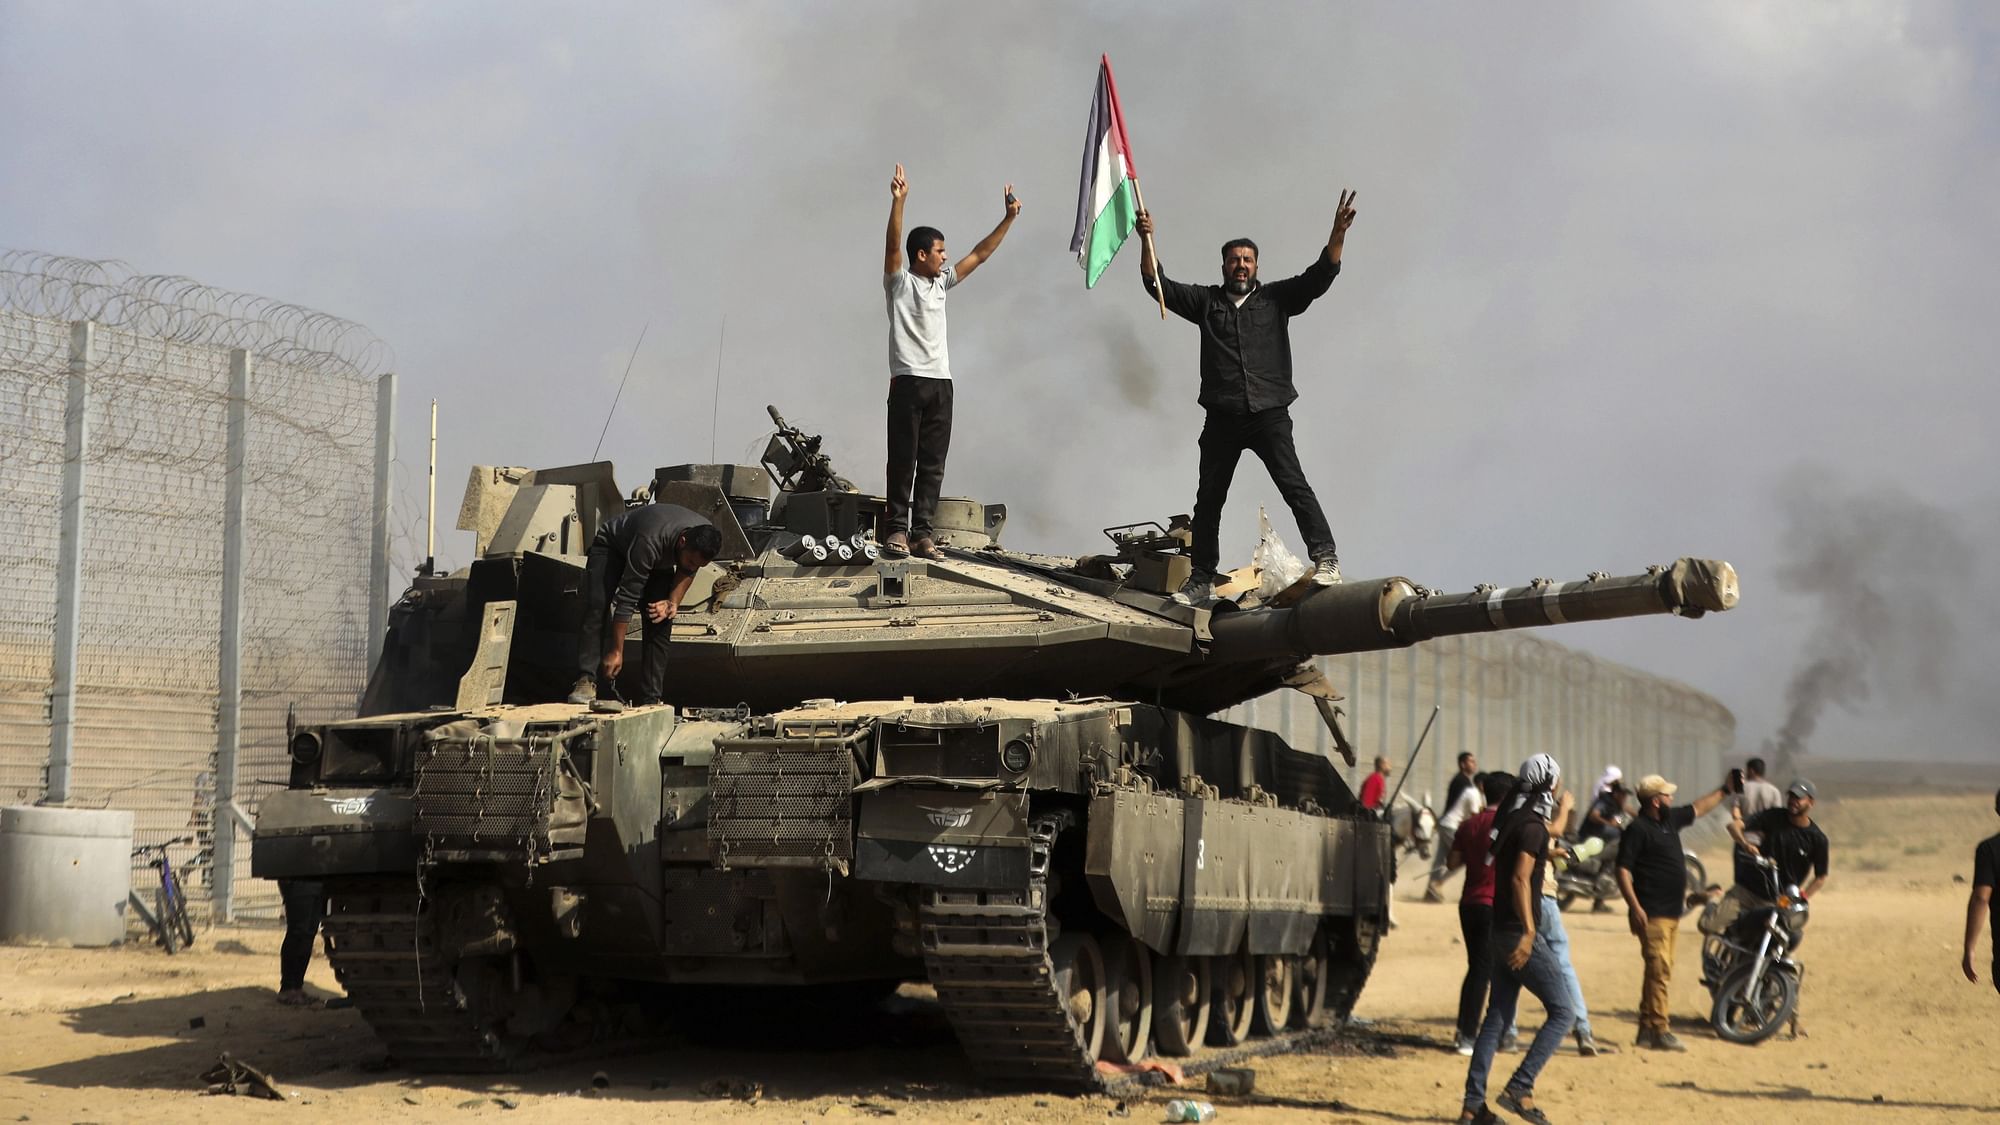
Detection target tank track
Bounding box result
[320,876,512,1072]
[920,811,1378,1092]
[921,810,1099,1088]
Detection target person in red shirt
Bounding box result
[1445,772,1517,1053]
[1359,756,1391,811]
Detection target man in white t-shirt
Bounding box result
[880,163,1020,559]
[1427,766,1487,902]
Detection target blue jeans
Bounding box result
[1463,926,1577,1112]
[1539,896,1593,1038]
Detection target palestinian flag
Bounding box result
[1070,54,1139,288]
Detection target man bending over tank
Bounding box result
[1135,189,1356,602]
[880,163,1020,560]
[567,505,721,707]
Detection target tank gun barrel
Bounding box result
[1206,558,1738,663]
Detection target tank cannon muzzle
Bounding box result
[1206,558,1738,662]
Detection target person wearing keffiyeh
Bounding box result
[1461,753,1573,1124]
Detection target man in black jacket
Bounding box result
[1135,191,1357,602]
[568,504,721,707]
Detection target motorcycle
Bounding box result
[1699,855,1808,1044]
[1554,835,1708,916]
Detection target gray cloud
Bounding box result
[3,1,1997,760]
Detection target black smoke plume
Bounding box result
[1765,473,1974,776]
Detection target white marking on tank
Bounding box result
[919,805,974,829]
[1196,839,1206,871]
[1542,583,1567,624]
[928,845,976,874]
[1485,587,1511,629]
[327,796,372,816]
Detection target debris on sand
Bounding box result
[699,1077,764,1102]
[199,1053,282,1100]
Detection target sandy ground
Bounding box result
[3,791,1996,1124]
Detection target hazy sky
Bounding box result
[3,2,1996,762]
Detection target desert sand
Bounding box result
[3,790,1996,1124]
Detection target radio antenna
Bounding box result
[423,398,437,575]
[710,316,727,462]
[592,322,650,462]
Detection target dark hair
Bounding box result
[680,524,723,561]
[1220,237,1258,260]
[906,225,944,263]
[1746,757,1766,776]
[1482,771,1514,803]
[1457,752,1475,766]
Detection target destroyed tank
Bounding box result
[254,407,1739,1088]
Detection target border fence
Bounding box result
[1226,633,1737,846]
[0,251,393,925]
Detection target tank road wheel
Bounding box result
[1291,928,1331,1028]
[1100,935,1154,1064]
[1253,954,1294,1035]
[1150,955,1211,1057]
[1050,933,1109,1062]
[1207,947,1256,1047]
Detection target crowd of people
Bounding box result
[1417,754,1833,1123]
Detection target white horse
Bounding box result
[1387,791,1437,862]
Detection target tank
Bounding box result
[253,406,1740,1087]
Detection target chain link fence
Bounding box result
[0,251,391,926]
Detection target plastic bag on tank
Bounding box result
[1253,507,1306,598]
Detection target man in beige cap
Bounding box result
[1613,771,1734,1050]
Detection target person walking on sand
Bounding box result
[1459,754,1574,1125]
[1445,771,1517,1055]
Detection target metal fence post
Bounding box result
[367,372,397,672]
[45,321,92,806]
[213,348,251,922]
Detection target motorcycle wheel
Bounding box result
[1681,854,1709,916]
[1557,892,1577,912]
[1711,963,1798,1045]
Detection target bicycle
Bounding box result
[131,836,197,953]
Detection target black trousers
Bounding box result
[577,534,675,705]
[884,375,953,539]
[1192,406,1336,575]
[1457,901,1495,1041]
[279,878,325,991]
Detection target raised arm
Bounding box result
[885,164,908,276]
[1135,211,1202,322]
[1325,187,1356,266]
[1689,780,1732,819]
[950,184,1021,283]
[1261,188,1357,316]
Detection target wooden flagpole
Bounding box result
[1131,177,1166,321]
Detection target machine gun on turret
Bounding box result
[762,404,854,494]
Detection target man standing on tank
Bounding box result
[567,504,721,707]
[880,163,1021,560]
[1134,190,1356,602]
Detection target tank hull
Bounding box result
[255,696,1390,1085]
